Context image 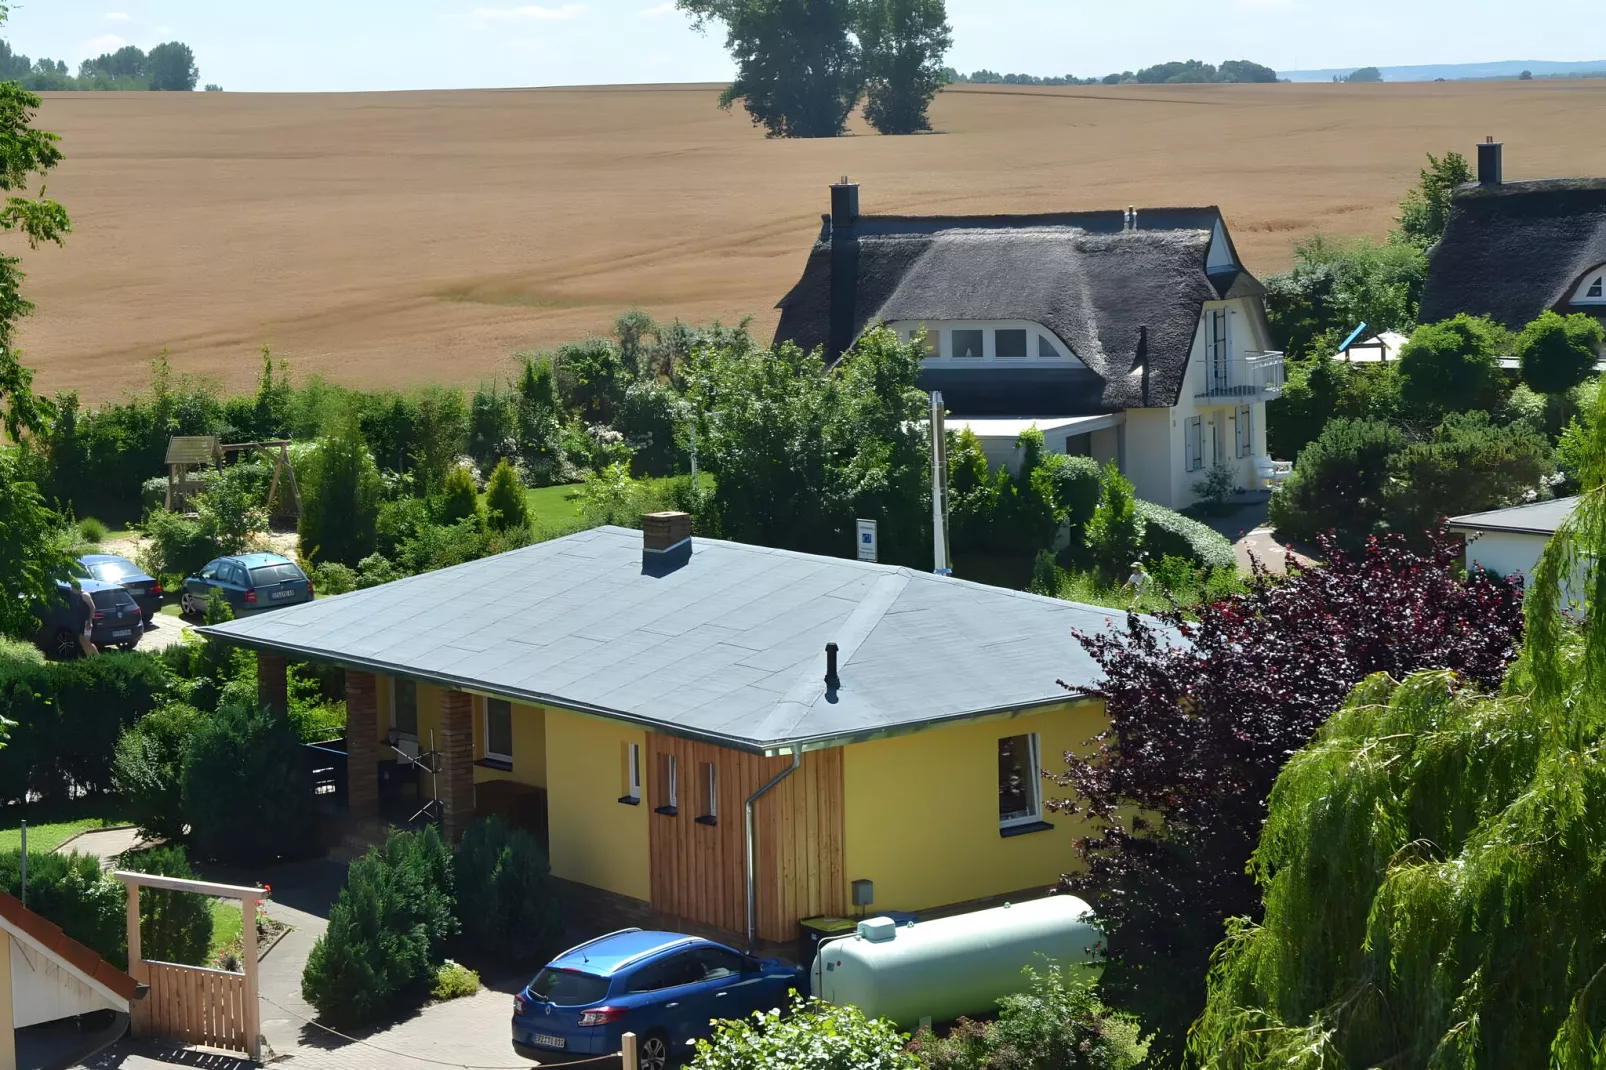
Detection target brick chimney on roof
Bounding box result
[642,511,693,575]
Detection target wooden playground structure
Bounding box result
[163,435,302,520]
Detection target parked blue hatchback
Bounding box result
[511,929,803,1069]
[180,552,313,617]
[78,553,164,622]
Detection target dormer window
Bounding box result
[1572,268,1606,305]
[892,321,1083,366]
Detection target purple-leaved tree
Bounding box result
[1050,530,1525,1066]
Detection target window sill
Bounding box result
[654,805,679,817]
[999,820,1056,839]
[695,815,718,827]
[617,795,641,806]
[476,757,513,772]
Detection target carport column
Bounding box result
[345,671,380,820]
[439,689,476,843]
[258,653,288,717]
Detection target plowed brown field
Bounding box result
[22,79,1606,400]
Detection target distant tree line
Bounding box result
[0,39,199,91]
[947,58,1281,86]
[1334,66,1383,83]
[678,0,953,137]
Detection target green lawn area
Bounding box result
[0,799,131,854]
[523,483,587,532]
[208,899,243,963]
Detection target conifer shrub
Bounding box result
[112,701,202,839]
[483,459,530,532]
[453,815,561,963]
[181,701,312,865]
[435,464,481,527]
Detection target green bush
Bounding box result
[356,552,405,589]
[118,844,213,966]
[0,651,174,805]
[909,966,1148,1070]
[1052,455,1103,535]
[78,516,109,544]
[112,702,202,839]
[137,507,224,580]
[299,409,383,566]
[483,459,530,532]
[1397,314,1508,420]
[181,701,312,865]
[1383,411,1554,543]
[616,378,685,477]
[1086,463,1144,578]
[0,851,126,967]
[309,561,358,596]
[1137,502,1236,572]
[301,826,457,1028]
[689,994,918,1070]
[1517,310,1604,396]
[435,464,482,526]
[1269,418,1405,548]
[1027,549,1062,596]
[375,496,430,558]
[453,815,562,962]
[203,586,234,624]
[431,960,480,1001]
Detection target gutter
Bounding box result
[744,745,801,951]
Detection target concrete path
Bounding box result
[56,827,153,868]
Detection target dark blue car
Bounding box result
[78,553,164,622]
[511,929,803,1069]
[180,552,312,617]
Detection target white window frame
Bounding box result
[1572,268,1606,305]
[892,320,1083,368]
[1185,416,1204,472]
[389,677,419,741]
[700,761,718,823]
[483,697,513,764]
[657,753,679,813]
[998,732,1043,830]
[624,743,643,803]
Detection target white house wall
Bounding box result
[1123,408,1178,506]
[10,937,115,1029]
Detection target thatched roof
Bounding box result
[773,207,1263,414]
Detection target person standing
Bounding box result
[74,585,99,658]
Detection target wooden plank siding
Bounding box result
[134,961,250,1054]
[647,734,845,943]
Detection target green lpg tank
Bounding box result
[809,895,1100,1028]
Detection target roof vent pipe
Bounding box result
[825,642,840,690]
[1478,137,1503,186]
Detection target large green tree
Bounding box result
[298,406,383,566]
[1517,309,1605,396]
[146,42,199,92]
[679,0,864,138]
[1383,410,1554,541]
[1396,149,1473,248]
[1396,313,1508,422]
[857,0,952,135]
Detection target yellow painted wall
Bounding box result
[841,701,1107,914]
[1,927,15,1070]
[472,698,549,788]
[545,708,650,902]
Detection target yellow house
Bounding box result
[205,515,1125,945]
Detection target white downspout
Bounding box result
[745,745,802,951]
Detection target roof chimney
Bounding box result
[1125,206,1137,231]
[831,177,860,230]
[641,511,692,575]
[1478,136,1503,186]
[824,642,841,691]
[828,179,862,361]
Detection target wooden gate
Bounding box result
[114,870,264,1062]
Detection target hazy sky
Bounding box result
[6,0,1604,93]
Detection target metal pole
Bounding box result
[19,821,26,907]
[930,392,951,576]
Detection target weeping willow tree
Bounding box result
[1190,386,1606,1069]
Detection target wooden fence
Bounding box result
[135,961,253,1054]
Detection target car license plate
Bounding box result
[112,630,132,638]
[271,589,295,599]
[532,1034,565,1049]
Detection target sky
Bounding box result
[5,0,1604,93]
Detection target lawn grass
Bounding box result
[523,483,587,531]
[0,798,132,854]
[208,899,243,963]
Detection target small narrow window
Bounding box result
[995,329,1028,359]
[656,754,679,815]
[485,698,512,763]
[1038,333,1061,359]
[951,329,984,358]
[620,743,642,804]
[998,733,1042,828]
[391,678,418,738]
[697,762,718,826]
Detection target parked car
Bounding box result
[512,929,804,1069]
[77,553,164,622]
[33,579,145,656]
[180,552,313,617]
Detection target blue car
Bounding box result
[78,553,164,622]
[511,929,804,1069]
[180,552,313,617]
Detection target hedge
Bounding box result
[118,844,214,966]
[182,701,314,865]
[453,816,562,963]
[1137,502,1236,573]
[0,850,126,967]
[0,651,174,805]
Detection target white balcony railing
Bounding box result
[1196,350,1286,400]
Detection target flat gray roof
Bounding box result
[1448,496,1578,537]
[200,527,1132,754]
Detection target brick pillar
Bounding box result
[258,653,288,717]
[438,689,476,844]
[345,671,380,820]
